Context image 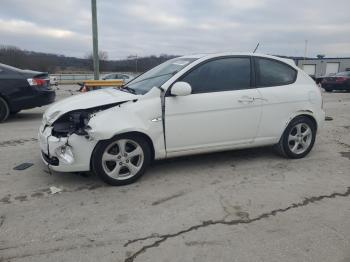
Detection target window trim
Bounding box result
[166,55,254,96]
[254,56,298,88]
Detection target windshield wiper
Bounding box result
[119,86,136,94]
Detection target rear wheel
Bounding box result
[0,97,10,123]
[92,134,151,186]
[276,116,316,159]
[325,88,333,92]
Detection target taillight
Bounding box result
[27,78,46,86]
[335,77,347,83]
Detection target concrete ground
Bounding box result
[1,85,350,262]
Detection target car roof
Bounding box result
[181,52,296,67]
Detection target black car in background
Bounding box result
[322,71,350,92]
[0,63,55,122]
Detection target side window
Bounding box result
[256,58,297,87]
[180,57,251,94]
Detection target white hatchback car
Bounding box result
[39,53,325,185]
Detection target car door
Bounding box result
[164,56,263,155]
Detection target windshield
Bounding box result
[124,57,197,95]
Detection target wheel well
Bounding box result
[0,93,11,108]
[295,114,318,131]
[122,131,155,161]
[279,114,318,143]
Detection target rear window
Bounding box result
[0,64,21,78]
[256,58,297,87]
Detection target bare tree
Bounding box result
[85,50,108,71]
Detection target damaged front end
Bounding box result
[39,102,126,172]
[51,102,125,138]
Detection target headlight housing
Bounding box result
[52,110,90,137]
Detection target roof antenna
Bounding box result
[253,43,260,53]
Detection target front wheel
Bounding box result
[275,116,316,159]
[92,134,151,186]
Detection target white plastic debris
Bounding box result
[50,186,63,194]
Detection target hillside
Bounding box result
[0,46,177,73]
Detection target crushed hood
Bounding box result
[44,88,138,124]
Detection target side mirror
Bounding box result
[171,82,192,96]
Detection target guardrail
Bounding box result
[83,80,124,87]
[50,72,138,84]
[50,74,94,84]
[80,80,124,92]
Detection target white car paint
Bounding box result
[38,52,325,174]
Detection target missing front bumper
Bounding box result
[41,151,59,166]
[38,127,97,172]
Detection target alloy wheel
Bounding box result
[287,123,312,155]
[102,139,144,180]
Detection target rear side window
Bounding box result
[180,57,251,94]
[0,66,20,79]
[256,58,297,87]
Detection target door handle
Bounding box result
[253,97,268,102]
[238,96,268,103]
[238,96,255,103]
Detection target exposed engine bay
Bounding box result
[51,101,127,138]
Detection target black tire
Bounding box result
[92,134,151,186]
[325,88,333,92]
[0,97,10,123]
[275,116,316,159]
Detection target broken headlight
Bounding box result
[50,101,128,138]
[52,110,90,137]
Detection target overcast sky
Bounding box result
[0,0,349,59]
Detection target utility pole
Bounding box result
[127,55,138,73]
[303,40,308,65]
[91,0,99,80]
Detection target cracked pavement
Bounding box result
[1,86,350,262]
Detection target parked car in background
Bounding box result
[77,73,135,92]
[321,71,350,92]
[102,73,134,83]
[0,63,56,122]
[50,76,58,86]
[39,53,324,186]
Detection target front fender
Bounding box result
[87,97,166,159]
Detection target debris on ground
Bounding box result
[325,116,333,121]
[13,163,34,171]
[49,186,63,194]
